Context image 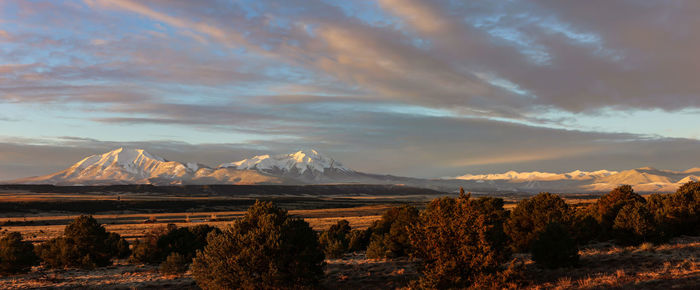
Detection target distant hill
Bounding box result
[4,147,696,193]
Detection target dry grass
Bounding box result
[321,253,418,289]
[0,205,390,243]
[0,262,197,289]
[524,236,700,289]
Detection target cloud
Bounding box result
[5,108,700,180]
[1,0,700,178]
[9,0,700,114]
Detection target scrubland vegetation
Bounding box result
[0,182,698,289]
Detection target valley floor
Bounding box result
[2,192,695,289]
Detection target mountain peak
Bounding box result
[456,169,618,182]
[74,147,165,170]
[290,149,320,160]
[219,149,349,174]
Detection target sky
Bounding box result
[1,0,700,180]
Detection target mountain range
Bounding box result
[5,147,698,193]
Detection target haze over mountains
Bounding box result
[6,148,698,193]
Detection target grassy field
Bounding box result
[0,191,430,244]
[0,190,602,243]
[0,204,392,243]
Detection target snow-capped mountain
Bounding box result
[455,167,700,193]
[456,170,618,182]
[14,148,192,185]
[218,150,355,182]
[9,148,361,186]
[7,147,699,193]
[11,148,282,186]
[220,149,349,173]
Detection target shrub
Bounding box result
[505,193,571,252]
[319,220,351,258]
[188,224,221,251]
[0,232,38,275]
[365,205,419,259]
[160,252,188,275]
[365,236,387,259]
[570,204,601,244]
[467,197,511,253]
[531,222,579,268]
[646,193,673,241]
[613,202,656,245]
[131,224,219,264]
[409,195,512,288]
[106,232,130,259]
[36,237,82,268]
[191,201,325,289]
[160,227,197,258]
[666,181,700,236]
[130,225,171,264]
[596,185,645,235]
[37,215,124,269]
[347,229,371,252]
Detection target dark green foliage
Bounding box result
[596,185,645,235]
[159,252,188,275]
[0,232,38,275]
[191,201,325,289]
[37,215,125,269]
[158,227,197,259]
[319,219,351,258]
[131,224,220,264]
[106,232,130,259]
[130,225,170,264]
[466,196,510,256]
[36,237,83,268]
[505,193,571,252]
[665,181,700,236]
[365,205,419,259]
[570,205,601,244]
[188,224,221,251]
[531,222,579,268]
[613,202,656,245]
[365,236,387,259]
[646,193,674,241]
[348,229,371,252]
[408,195,512,288]
[645,182,700,240]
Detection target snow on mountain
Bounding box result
[7,147,700,193]
[15,148,197,185]
[219,149,350,174]
[581,168,700,192]
[677,175,700,183]
[595,168,673,185]
[454,167,700,192]
[456,170,618,182]
[11,148,352,186]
